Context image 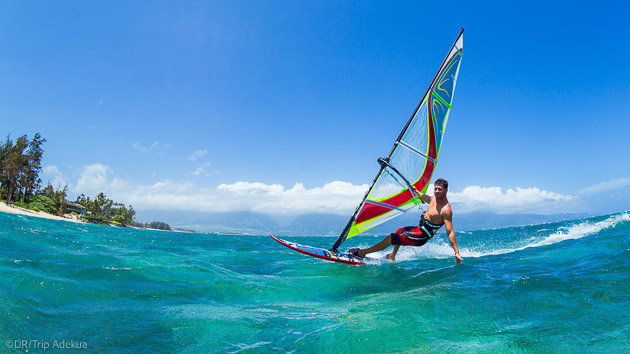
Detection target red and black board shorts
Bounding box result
[390,226,431,246]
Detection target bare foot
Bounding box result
[348,247,364,258]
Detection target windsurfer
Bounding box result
[349,178,462,263]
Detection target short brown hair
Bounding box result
[434,178,448,189]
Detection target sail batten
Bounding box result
[332,28,464,251]
[398,140,436,163]
[364,200,408,212]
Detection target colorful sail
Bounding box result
[332,28,464,250]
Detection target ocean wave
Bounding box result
[526,211,629,249]
[382,212,630,261]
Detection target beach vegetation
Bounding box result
[149,221,171,231]
[41,184,69,215]
[2,132,173,229]
[75,192,136,226]
[0,133,46,205]
[28,195,58,214]
[134,221,172,230]
[12,201,29,209]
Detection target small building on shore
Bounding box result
[65,202,87,216]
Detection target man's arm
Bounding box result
[412,186,432,204]
[443,208,462,264]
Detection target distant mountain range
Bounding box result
[135,209,589,236]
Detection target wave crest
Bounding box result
[389,212,630,261]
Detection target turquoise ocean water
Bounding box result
[1,211,629,353]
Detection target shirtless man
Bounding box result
[349,178,462,263]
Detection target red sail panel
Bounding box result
[354,101,437,226]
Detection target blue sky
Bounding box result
[2,1,629,216]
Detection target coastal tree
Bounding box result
[0,136,10,200]
[95,192,109,215]
[0,133,46,204]
[109,204,136,225]
[148,221,171,231]
[75,193,91,211]
[75,192,137,225]
[21,133,46,202]
[41,183,68,215]
[1,134,29,204]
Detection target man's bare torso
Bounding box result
[423,197,450,226]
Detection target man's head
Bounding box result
[434,178,448,198]
[434,178,448,190]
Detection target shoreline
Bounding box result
[0,201,189,233]
[0,201,86,224]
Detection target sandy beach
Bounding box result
[0,201,86,224]
[0,201,179,232]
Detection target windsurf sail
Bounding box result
[332,28,464,251]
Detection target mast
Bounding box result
[393,28,464,152]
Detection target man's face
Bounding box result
[434,184,447,198]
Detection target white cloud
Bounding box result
[133,141,160,152]
[43,165,62,176]
[62,164,625,216]
[449,186,575,214]
[75,164,111,189]
[577,177,630,195]
[188,149,208,161]
[41,165,68,188]
[192,168,206,176]
[67,165,368,214]
[73,164,128,197]
[218,181,285,195]
[212,181,370,214]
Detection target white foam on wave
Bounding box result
[379,212,630,261]
[476,212,628,258]
[359,239,460,263]
[528,212,629,248]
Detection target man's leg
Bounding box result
[385,226,415,260]
[350,235,393,258]
[388,244,400,261]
